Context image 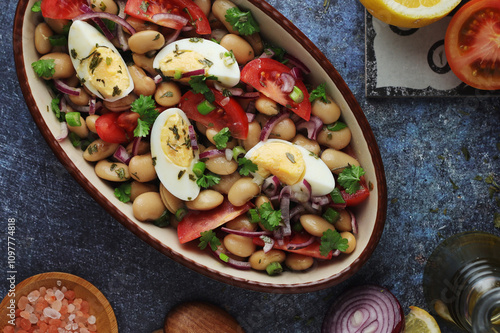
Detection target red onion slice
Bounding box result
[188,125,198,151]
[115,0,128,50]
[211,249,252,270]
[347,209,358,234]
[260,235,275,253]
[260,111,289,141]
[64,96,91,113]
[54,79,81,96]
[284,53,311,75]
[221,227,272,237]
[246,112,256,123]
[151,13,189,29]
[113,145,131,164]
[278,73,295,93]
[290,67,303,81]
[286,235,315,250]
[262,176,280,197]
[199,149,225,159]
[56,122,68,141]
[311,195,330,206]
[182,69,206,78]
[290,180,311,203]
[89,96,97,115]
[131,137,141,157]
[73,12,136,35]
[220,96,230,107]
[165,28,182,44]
[296,116,323,140]
[322,285,404,333]
[154,75,163,84]
[280,186,292,236]
[79,4,115,40]
[59,96,67,113]
[259,48,275,59]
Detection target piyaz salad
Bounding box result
[30,0,371,275]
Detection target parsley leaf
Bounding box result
[263,43,287,62]
[51,96,64,122]
[196,173,221,188]
[189,75,218,103]
[309,83,330,103]
[238,157,258,176]
[114,182,132,203]
[319,229,348,257]
[249,202,281,231]
[198,230,221,251]
[49,35,68,47]
[338,165,365,195]
[32,59,55,79]
[327,121,347,132]
[31,0,41,12]
[130,95,159,137]
[213,127,232,149]
[225,7,260,36]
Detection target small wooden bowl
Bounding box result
[0,272,118,332]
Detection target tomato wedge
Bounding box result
[177,199,253,244]
[95,112,131,144]
[445,0,500,90]
[178,88,249,139]
[340,177,370,206]
[125,0,211,35]
[41,0,86,20]
[241,58,311,121]
[253,233,332,259]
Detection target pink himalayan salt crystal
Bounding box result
[18,296,29,310]
[80,328,90,333]
[20,310,31,319]
[27,290,40,303]
[43,307,61,319]
[87,324,97,331]
[25,304,34,313]
[51,299,62,312]
[68,304,76,314]
[29,313,38,324]
[55,289,65,302]
[39,286,47,297]
[87,315,96,325]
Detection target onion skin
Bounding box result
[322,285,404,333]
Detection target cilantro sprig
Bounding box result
[213,127,231,150]
[225,7,260,36]
[130,95,159,137]
[249,202,281,231]
[337,165,365,195]
[237,157,258,176]
[189,75,218,103]
[32,59,55,79]
[309,83,330,103]
[198,230,221,251]
[193,161,221,188]
[319,229,348,257]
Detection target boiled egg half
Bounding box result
[68,20,134,101]
[153,38,240,87]
[150,108,200,201]
[245,139,335,196]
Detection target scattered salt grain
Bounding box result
[57,280,62,286]
[55,289,65,301]
[43,307,62,319]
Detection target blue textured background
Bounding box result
[1,0,499,332]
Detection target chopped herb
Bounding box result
[198,58,214,68]
[213,127,232,149]
[70,49,78,59]
[130,95,159,137]
[178,170,186,179]
[309,83,330,103]
[266,262,283,276]
[189,37,203,43]
[32,59,55,78]
[153,33,160,41]
[220,50,236,66]
[219,253,229,262]
[189,75,218,103]
[198,230,221,251]
[286,152,296,163]
[87,144,98,155]
[248,202,281,231]
[329,188,345,204]
[106,57,113,65]
[114,182,132,203]
[338,165,365,195]
[238,157,258,176]
[449,177,459,190]
[139,0,149,12]
[115,167,126,179]
[319,229,348,257]
[89,52,103,74]
[153,210,170,228]
[322,208,340,224]
[327,121,347,132]
[31,0,41,12]
[49,35,67,47]
[289,86,304,103]
[161,91,174,98]
[193,161,220,188]
[68,132,81,147]
[99,1,107,11]
[112,86,122,97]
[225,7,260,36]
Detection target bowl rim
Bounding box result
[0,271,118,332]
[13,0,387,293]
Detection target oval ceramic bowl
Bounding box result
[0,272,118,332]
[13,0,387,293]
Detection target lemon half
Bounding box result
[405,306,441,333]
[359,0,462,28]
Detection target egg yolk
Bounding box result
[158,48,211,78]
[81,46,130,99]
[160,113,193,167]
[249,142,305,185]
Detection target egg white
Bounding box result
[68,20,134,102]
[245,139,335,196]
[150,108,200,201]
[153,38,240,87]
